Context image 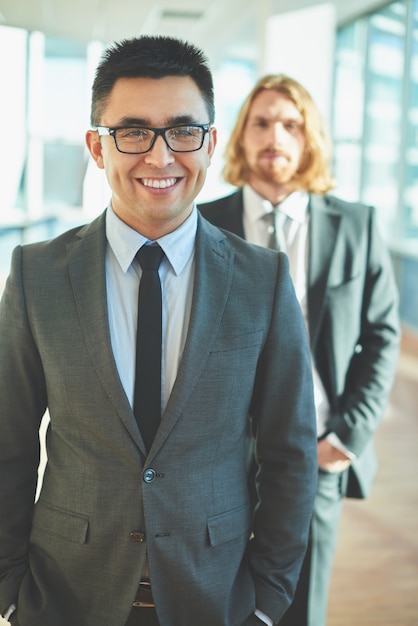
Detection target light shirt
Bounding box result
[242,184,278,248]
[105,204,196,413]
[255,608,274,625]
[242,185,354,458]
[3,604,16,621]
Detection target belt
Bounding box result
[132,581,155,608]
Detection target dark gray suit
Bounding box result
[199,189,400,624]
[0,211,317,626]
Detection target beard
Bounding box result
[251,153,299,186]
[244,149,303,203]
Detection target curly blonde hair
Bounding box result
[223,74,335,194]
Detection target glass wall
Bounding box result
[41,37,90,213]
[0,27,28,274]
[333,0,418,333]
[404,0,418,240]
[332,0,418,245]
[0,28,104,279]
[1,1,417,331]
[0,26,254,280]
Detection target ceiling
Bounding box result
[0,0,384,68]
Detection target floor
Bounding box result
[1,331,417,625]
[327,330,418,626]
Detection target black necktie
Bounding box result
[134,244,164,451]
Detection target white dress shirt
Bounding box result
[106,204,196,413]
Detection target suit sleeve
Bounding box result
[325,208,400,457]
[0,246,47,614]
[248,253,318,623]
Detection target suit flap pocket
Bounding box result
[207,505,250,547]
[32,500,89,544]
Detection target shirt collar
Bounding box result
[243,185,309,224]
[243,185,274,224]
[277,191,309,224]
[106,203,197,276]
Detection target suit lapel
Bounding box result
[200,189,246,238]
[308,195,341,351]
[66,213,235,456]
[225,190,246,237]
[151,216,234,452]
[67,213,144,450]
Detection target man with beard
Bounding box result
[199,74,400,626]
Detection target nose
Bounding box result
[272,122,288,145]
[144,134,175,167]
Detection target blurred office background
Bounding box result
[0,1,417,624]
[0,0,417,337]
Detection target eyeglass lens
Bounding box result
[114,126,206,153]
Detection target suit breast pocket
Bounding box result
[326,272,363,319]
[207,329,264,391]
[187,329,264,426]
[327,264,362,290]
[210,329,264,354]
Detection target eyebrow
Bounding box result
[113,115,202,127]
[250,114,303,123]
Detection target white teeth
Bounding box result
[142,178,177,189]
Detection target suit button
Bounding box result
[143,468,156,483]
[130,530,146,543]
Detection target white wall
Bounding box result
[198,2,337,202]
[263,2,337,126]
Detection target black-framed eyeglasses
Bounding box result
[96,124,211,154]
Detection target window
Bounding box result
[332,0,418,244]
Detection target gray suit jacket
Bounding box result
[0,211,317,626]
[199,190,400,499]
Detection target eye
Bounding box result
[253,120,268,129]
[119,128,149,140]
[284,121,302,132]
[168,126,198,138]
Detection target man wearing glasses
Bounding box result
[0,36,317,626]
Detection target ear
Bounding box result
[207,127,217,165]
[86,130,105,169]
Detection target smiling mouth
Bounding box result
[140,178,179,189]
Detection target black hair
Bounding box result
[90,35,215,126]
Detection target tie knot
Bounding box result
[137,244,164,271]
